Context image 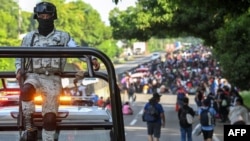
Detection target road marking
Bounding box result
[213,133,220,141]
[139,109,143,114]
[129,108,144,125]
[130,119,137,125]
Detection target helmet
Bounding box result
[33,2,57,19]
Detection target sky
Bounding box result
[19,0,137,25]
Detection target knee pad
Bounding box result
[43,112,57,131]
[21,83,36,101]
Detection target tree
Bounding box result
[215,13,250,90]
[0,0,120,72]
[109,0,250,90]
[110,0,250,44]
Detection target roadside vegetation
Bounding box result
[240,91,250,109]
[110,0,250,91]
[0,0,250,92]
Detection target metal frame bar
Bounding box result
[0,47,125,141]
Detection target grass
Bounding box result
[240,91,250,109]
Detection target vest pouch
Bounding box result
[32,58,62,73]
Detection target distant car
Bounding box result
[150,52,161,61]
[0,78,20,106]
[130,67,150,78]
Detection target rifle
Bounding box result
[18,58,29,137]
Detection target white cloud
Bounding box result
[18,0,41,12]
[81,0,136,25]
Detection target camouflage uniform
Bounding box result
[15,29,77,141]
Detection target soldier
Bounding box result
[15,2,99,141]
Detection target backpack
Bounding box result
[200,108,215,126]
[143,103,159,122]
[177,92,185,100]
[128,86,135,95]
[180,108,193,125]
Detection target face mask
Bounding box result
[37,18,54,36]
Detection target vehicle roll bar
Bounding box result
[0,47,125,141]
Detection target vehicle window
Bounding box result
[5,78,19,88]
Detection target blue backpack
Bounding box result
[200,108,215,126]
[143,104,159,122]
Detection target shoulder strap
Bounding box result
[201,108,206,113]
[24,32,36,72]
[65,32,70,46]
[30,33,36,47]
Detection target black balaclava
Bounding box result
[37,18,54,36]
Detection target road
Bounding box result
[114,55,152,79]
[113,54,225,141]
[0,55,226,141]
[122,93,224,141]
[0,94,225,141]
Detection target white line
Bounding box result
[129,108,144,125]
[213,133,220,141]
[130,119,137,125]
[138,109,144,114]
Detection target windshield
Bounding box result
[5,79,19,88]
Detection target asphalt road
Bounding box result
[114,55,152,78]
[0,55,226,141]
[122,93,224,141]
[0,94,226,141]
[114,54,225,141]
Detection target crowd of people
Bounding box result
[121,45,219,96]
[120,44,249,141]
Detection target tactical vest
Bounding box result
[24,30,70,74]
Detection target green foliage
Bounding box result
[96,40,121,59]
[0,0,117,73]
[147,37,203,52]
[0,38,21,46]
[215,13,250,90]
[46,0,110,47]
[109,0,250,90]
[0,58,15,71]
[240,91,250,109]
[110,7,153,41]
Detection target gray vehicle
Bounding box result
[0,47,125,141]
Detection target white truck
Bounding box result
[133,42,146,55]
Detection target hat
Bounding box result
[153,92,162,98]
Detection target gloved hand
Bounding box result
[92,58,100,71]
[73,71,85,91]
